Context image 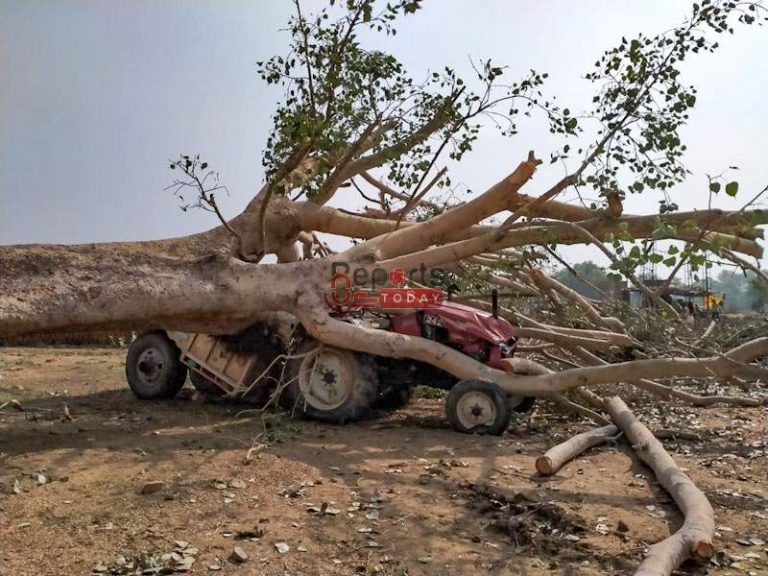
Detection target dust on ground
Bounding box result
[0,347,766,576]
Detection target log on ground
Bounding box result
[535,424,619,476]
[605,396,715,576]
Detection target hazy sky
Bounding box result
[1,1,766,266]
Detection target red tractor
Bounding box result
[125,297,535,435]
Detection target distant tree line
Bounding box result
[555,261,768,312]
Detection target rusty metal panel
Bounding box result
[177,331,259,394]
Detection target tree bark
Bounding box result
[5,236,766,407]
[605,396,715,575]
[0,243,311,336]
[3,148,768,410]
[535,424,619,476]
[571,347,761,407]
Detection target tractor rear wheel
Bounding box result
[282,341,378,423]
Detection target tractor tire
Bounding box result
[282,341,378,424]
[125,331,187,400]
[189,370,226,398]
[497,358,537,414]
[446,379,511,436]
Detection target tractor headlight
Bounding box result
[499,340,514,357]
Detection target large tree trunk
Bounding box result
[0,243,312,335]
[4,235,768,401]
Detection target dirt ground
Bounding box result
[0,347,766,576]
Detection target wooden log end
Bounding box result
[535,455,554,476]
[693,540,715,560]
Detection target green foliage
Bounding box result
[707,169,741,200]
[580,0,762,206]
[168,0,764,283]
[554,261,614,299]
[257,0,574,200]
[549,2,761,286]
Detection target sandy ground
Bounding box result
[0,346,766,576]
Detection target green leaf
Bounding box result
[690,254,705,266]
[725,181,739,197]
[709,182,720,193]
[681,219,698,230]
[649,253,664,264]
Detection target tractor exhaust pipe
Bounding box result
[491,289,498,318]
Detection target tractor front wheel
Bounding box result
[446,379,511,435]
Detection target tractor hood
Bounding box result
[426,300,518,344]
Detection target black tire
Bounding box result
[189,370,226,398]
[125,331,187,400]
[282,341,378,423]
[446,379,511,436]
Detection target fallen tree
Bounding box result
[1,0,767,414]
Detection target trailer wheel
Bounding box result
[446,379,511,435]
[125,331,187,400]
[282,341,378,423]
